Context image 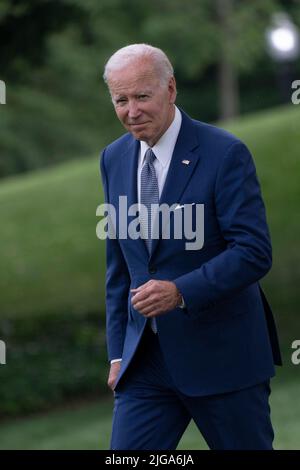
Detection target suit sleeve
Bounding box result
[100,149,131,361]
[173,141,272,315]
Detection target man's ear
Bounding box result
[168,76,177,104]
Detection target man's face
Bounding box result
[107,59,177,147]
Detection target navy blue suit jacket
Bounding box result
[100,109,282,397]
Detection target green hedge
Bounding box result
[0,311,108,417]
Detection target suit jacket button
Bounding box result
[148,265,157,274]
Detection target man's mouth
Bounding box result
[129,122,149,127]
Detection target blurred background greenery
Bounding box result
[0,0,300,449]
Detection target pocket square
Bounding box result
[174,203,195,210]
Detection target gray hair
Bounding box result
[103,43,174,86]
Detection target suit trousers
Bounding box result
[110,323,274,450]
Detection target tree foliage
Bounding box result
[0,0,299,178]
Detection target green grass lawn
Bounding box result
[0,374,299,450]
[0,156,106,319]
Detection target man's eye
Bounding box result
[116,98,127,104]
[138,95,149,100]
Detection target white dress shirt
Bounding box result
[110,106,183,364]
[138,106,182,201]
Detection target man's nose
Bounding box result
[127,100,141,119]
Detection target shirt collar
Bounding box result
[140,106,182,168]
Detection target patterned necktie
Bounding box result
[140,148,159,333]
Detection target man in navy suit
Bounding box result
[100,43,282,450]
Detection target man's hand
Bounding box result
[107,361,121,391]
[131,280,182,318]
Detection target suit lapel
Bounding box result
[121,138,139,209]
[121,138,149,260]
[149,111,201,259]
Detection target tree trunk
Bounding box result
[216,0,239,120]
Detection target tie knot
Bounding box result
[144,148,156,165]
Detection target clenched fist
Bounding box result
[131,280,182,318]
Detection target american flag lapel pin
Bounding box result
[182,159,190,165]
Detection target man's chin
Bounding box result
[131,130,149,142]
